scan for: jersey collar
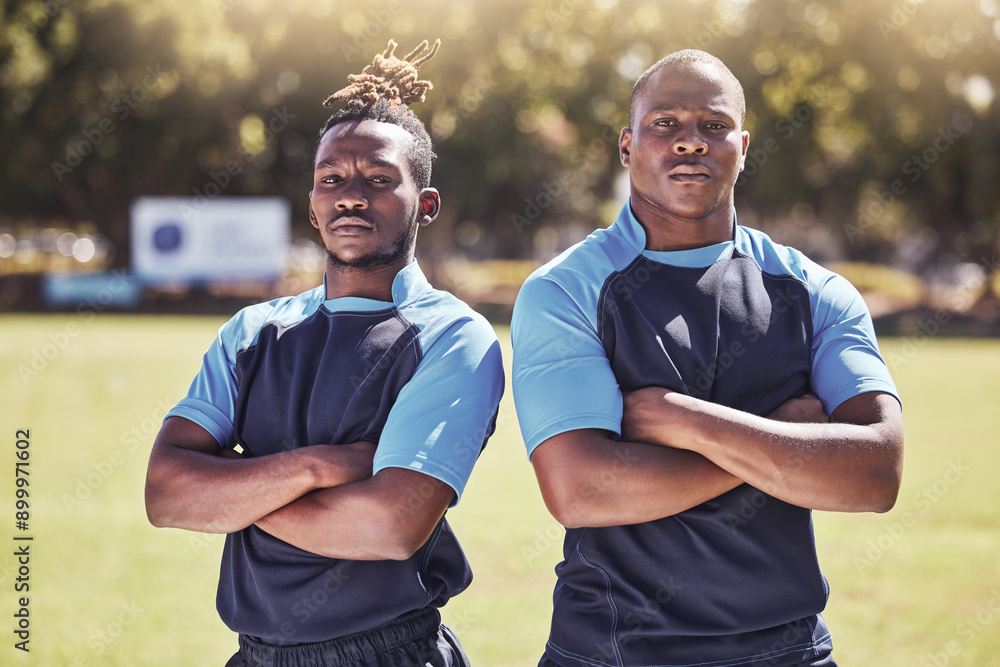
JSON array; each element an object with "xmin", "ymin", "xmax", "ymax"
[{"xmin": 615, "ymin": 200, "xmax": 737, "ymax": 269}]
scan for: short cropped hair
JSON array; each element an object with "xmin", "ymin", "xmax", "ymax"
[{"xmin": 628, "ymin": 49, "xmax": 746, "ymax": 128}]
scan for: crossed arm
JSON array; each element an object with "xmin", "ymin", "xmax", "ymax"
[
  {"xmin": 531, "ymin": 390, "xmax": 903, "ymax": 529},
  {"xmin": 144, "ymin": 416, "xmax": 454, "ymax": 560}
]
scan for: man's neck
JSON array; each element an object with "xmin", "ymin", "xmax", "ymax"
[
  {"xmin": 630, "ymin": 199, "xmax": 736, "ymax": 252},
  {"xmin": 323, "ymin": 259, "xmax": 411, "ymax": 301}
]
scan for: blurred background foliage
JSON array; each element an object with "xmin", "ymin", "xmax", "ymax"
[{"xmin": 1, "ymin": 0, "xmax": 999, "ymax": 311}]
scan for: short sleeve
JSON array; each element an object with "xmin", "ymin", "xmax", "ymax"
[
  {"xmin": 809, "ymin": 273, "xmax": 900, "ymax": 414},
  {"xmin": 165, "ymin": 318, "xmax": 241, "ymax": 448},
  {"xmin": 374, "ymin": 316, "xmax": 504, "ymax": 506},
  {"xmin": 511, "ymin": 272, "xmax": 623, "ymax": 458}
]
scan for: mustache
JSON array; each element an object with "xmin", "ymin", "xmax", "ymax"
[{"xmin": 330, "ymin": 210, "xmax": 376, "ymax": 225}]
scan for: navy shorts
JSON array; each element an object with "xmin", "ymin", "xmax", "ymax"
[
  {"xmin": 538, "ymin": 651, "xmax": 837, "ymax": 667},
  {"xmin": 226, "ymin": 608, "xmax": 470, "ymax": 667}
]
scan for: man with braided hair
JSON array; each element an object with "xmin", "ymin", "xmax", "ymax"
[{"xmin": 146, "ymin": 39, "xmax": 503, "ymax": 666}]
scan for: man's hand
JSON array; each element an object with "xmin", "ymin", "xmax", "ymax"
[
  {"xmin": 621, "ymin": 387, "xmax": 678, "ymax": 446},
  {"xmin": 309, "ymin": 441, "xmax": 377, "ymax": 488}
]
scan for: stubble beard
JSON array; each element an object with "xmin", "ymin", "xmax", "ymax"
[{"xmin": 325, "ymin": 204, "xmax": 419, "ymax": 270}]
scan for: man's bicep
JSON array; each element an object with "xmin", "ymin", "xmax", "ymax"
[
  {"xmin": 511, "ymin": 275, "xmax": 623, "ymax": 455},
  {"xmin": 810, "ymin": 274, "xmax": 900, "ymax": 414},
  {"xmin": 152, "ymin": 416, "xmax": 222, "ymax": 457},
  {"xmin": 831, "ymin": 391, "xmax": 904, "ymax": 443},
  {"xmin": 375, "ymin": 317, "xmax": 504, "ymax": 505}
]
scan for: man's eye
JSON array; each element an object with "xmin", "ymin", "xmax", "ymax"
[{"xmin": 369, "ymin": 176, "xmax": 391, "ymax": 184}]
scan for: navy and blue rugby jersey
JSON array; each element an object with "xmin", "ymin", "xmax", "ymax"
[
  {"xmin": 167, "ymin": 260, "xmax": 504, "ymax": 644},
  {"xmin": 512, "ymin": 204, "xmax": 898, "ymax": 667}
]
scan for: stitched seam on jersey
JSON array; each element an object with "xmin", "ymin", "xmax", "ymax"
[
  {"xmin": 545, "ymin": 641, "xmax": 618, "ymax": 667},
  {"xmin": 732, "ymin": 250, "xmax": 816, "ymax": 365},
  {"xmin": 340, "ymin": 313, "xmax": 420, "ymax": 400},
  {"xmin": 596, "ymin": 255, "xmax": 647, "ymax": 341},
  {"xmin": 391, "ymin": 307, "xmax": 424, "ymax": 364},
  {"xmin": 417, "ymin": 522, "xmax": 443, "ymax": 606},
  {"xmin": 575, "ymin": 542, "xmax": 623, "ymax": 667}
]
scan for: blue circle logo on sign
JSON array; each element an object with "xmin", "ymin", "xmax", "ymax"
[{"xmin": 153, "ymin": 222, "xmax": 183, "ymax": 253}]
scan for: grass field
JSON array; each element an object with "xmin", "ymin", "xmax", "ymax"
[{"xmin": 1, "ymin": 314, "xmax": 999, "ymax": 666}]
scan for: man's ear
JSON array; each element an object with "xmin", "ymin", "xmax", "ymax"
[
  {"xmin": 738, "ymin": 130, "xmax": 750, "ymax": 172},
  {"xmin": 619, "ymin": 127, "xmax": 633, "ymax": 167},
  {"xmin": 307, "ymin": 191, "xmax": 319, "ymax": 230},
  {"xmin": 417, "ymin": 188, "xmax": 440, "ymax": 226}
]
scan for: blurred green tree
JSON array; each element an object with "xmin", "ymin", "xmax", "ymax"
[{"xmin": 1, "ymin": 0, "xmax": 997, "ymax": 291}]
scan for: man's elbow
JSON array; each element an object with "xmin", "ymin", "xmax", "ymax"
[
  {"xmin": 144, "ymin": 478, "xmax": 172, "ymax": 528},
  {"xmin": 867, "ymin": 444, "xmax": 904, "ymax": 514},
  {"xmin": 538, "ymin": 479, "xmax": 601, "ymax": 529},
  {"xmin": 869, "ymin": 466, "xmax": 903, "ymax": 514},
  {"xmin": 358, "ymin": 507, "xmax": 444, "ymax": 561}
]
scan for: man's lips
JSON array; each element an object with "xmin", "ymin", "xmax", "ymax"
[
  {"xmin": 330, "ymin": 215, "xmax": 375, "ymax": 232},
  {"xmin": 668, "ymin": 165, "xmax": 711, "ymax": 182}
]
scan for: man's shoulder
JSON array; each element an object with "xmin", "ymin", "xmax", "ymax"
[
  {"xmin": 399, "ymin": 282, "xmax": 499, "ymax": 349},
  {"xmin": 736, "ymin": 226, "xmax": 839, "ymax": 285},
  {"xmin": 522, "ymin": 228, "xmax": 625, "ymax": 299},
  {"xmin": 736, "ymin": 226, "xmax": 868, "ymax": 318},
  {"xmin": 219, "ymin": 285, "xmax": 325, "ymax": 350}
]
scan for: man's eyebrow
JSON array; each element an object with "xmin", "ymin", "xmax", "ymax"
[
  {"xmin": 314, "ymin": 157, "xmax": 401, "ymax": 170},
  {"xmin": 646, "ymin": 105, "xmax": 737, "ymax": 121}
]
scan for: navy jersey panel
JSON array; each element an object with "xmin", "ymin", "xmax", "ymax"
[
  {"xmin": 512, "ymin": 204, "xmax": 896, "ymax": 667},
  {"xmin": 167, "ymin": 261, "xmax": 504, "ymax": 645}
]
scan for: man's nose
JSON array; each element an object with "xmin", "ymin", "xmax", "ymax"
[
  {"xmin": 673, "ymin": 133, "xmax": 708, "ymax": 155},
  {"xmin": 336, "ymin": 179, "xmax": 368, "ymax": 209}
]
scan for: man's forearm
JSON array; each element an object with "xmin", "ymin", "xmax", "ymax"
[
  {"xmin": 146, "ymin": 447, "xmax": 332, "ymax": 533},
  {"xmin": 145, "ymin": 417, "xmax": 374, "ymax": 533},
  {"xmin": 531, "ymin": 429, "xmax": 744, "ymax": 529},
  {"xmin": 255, "ymin": 467, "xmax": 454, "ymax": 561},
  {"xmin": 625, "ymin": 390, "xmax": 903, "ymax": 513}
]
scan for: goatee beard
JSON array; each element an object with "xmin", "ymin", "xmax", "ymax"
[{"xmin": 326, "ymin": 208, "xmax": 418, "ymax": 270}]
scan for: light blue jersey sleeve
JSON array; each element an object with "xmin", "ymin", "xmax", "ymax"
[
  {"xmin": 166, "ymin": 302, "xmax": 276, "ymax": 448},
  {"xmin": 511, "ymin": 267, "xmax": 623, "ymax": 458},
  {"xmin": 375, "ymin": 315, "xmax": 504, "ymax": 505},
  {"xmin": 808, "ymin": 271, "xmax": 900, "ymax": 415}
]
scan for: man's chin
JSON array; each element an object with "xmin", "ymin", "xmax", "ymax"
[{"xmin": 326, "ymin": 249, "xmax": 405, "ymax": 271}]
